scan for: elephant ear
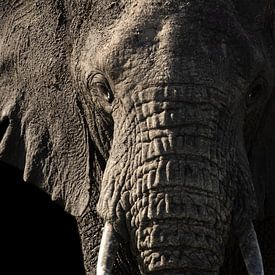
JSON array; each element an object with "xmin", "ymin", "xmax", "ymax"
[
  {"xmin": 247, "ymin": 1, "xmax": 275, "ymax": 219},
  {"xmin": 0, "ymin": 1, "xmax": 91, "ymax": 217},
  {"xmin": 0, "ymin": 87, "xmax": 91, "ymax": 217},
  {"xmin": 250, "ymin": 90, "xmax": 275, "ymax": 219},
  {"xmin": 232, "ymin": 0, "xmax": 275, "ymax": 219}
]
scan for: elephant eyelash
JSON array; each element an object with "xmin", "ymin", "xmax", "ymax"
[{"xmin": 88, "ymin": 73, "xmax": 114, "ymax": 103}]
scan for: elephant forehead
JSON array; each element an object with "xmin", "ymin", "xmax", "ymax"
[{"xmin": 80, "ymin": 0, "xmax": 257, "ymax": 93}]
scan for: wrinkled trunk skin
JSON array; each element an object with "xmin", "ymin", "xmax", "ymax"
[{"xmin": 98, "ymin": 85, "xmax": 237, "ymax": 274}]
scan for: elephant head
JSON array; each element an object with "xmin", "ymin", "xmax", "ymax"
[{"xmin": 0, "ymin": 0, "xmax": 274, "ymax": 274}]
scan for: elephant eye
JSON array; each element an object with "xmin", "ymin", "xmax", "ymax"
[
  {"xmin": 246, "ymin": 77, "xmax": 266, "ymax": 109},
  {"xmin": 88, "ymin": 73, "xmax": 113, "ymax": 103}
]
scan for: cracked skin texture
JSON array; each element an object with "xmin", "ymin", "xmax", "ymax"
[{"xmin": 0, "ymin": 0, "xmax": 274, "ymax": 274}]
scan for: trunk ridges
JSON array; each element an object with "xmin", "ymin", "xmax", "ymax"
[
  {"xmin": 98, "ymin": 86, "xmax": 237, "ymax": 273},
  {"xmin": 125, "ymin": 153, "xmax": 233, "ymax": 273}
]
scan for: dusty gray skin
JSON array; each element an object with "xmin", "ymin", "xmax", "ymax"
[{"xmin": 0, "ymin": 1, "xmax": 274, "ymax": 274}]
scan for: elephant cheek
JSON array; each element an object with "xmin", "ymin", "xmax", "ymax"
[{"xmin": 97, "ymin": 86, "xmax": 238, "ymax": 273}]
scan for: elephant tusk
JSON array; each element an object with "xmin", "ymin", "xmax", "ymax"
[
  {"xmin": 238, "ymin": 221, "xmax": 264, "ymax": 275},
  {"xmin": 97, "ymin": 221, "xmax": 119, "ymax": 275}
]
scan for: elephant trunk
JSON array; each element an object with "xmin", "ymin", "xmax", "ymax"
[{"xmin": 97, "ymin": 85, "xmax": 259, "ymax": 274}]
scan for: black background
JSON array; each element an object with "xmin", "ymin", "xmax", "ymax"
[{"xmin": 1, "ymin": 161, "xmax": 85, "ymax": 275}]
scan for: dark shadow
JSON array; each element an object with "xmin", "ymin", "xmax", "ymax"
[
  {"xmin": 220, "ymin": 219, "xmax": 275, "ymax": 275},
  {"xmin": 0, "ymin": 161, "xmax": 85, "ymax": 275},
  {"xmin": 220, "ymin": 233, "xmax": 247, "ymax": 275},
  {"xmin": 0, "ymin": 116, "xmax": 9, "ymax": 142}
]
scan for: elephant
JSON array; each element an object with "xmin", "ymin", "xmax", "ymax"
[{"xmin": 0, "ymin": 0, "xmax": 274, "ymax": 274}]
